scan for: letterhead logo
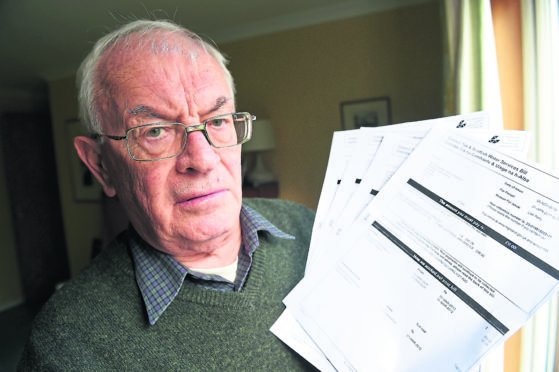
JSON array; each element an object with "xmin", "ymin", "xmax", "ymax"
[{"xmin": 488, "ymin": 135, "xmax": 500, "ymax": 144}]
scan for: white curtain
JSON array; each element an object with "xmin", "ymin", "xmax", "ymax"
[
  {"xmin": 443, "ymin": 0, "xmax": 503, "ymax": 129},
  {"xmin": 519, "ymin": 1, "xmax": 559, "ymax": 371},
  {"xmin": 521, "ymin": 0, "xmax": 559, "ymax": 169}
]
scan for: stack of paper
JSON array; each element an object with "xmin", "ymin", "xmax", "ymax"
[{"xmin": 272, "ymin": 112, "xmax": 559, "ymax": 372}]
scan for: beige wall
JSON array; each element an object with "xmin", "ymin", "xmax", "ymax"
[
  {"xmin": 0, "ymin": 1, "xmax": 443, "ymax": 306},
  {"xmin": 222, "ymin": 2, "xmax": 443, "ymax": 209}
]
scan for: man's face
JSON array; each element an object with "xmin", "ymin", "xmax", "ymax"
[{"xmin": 96, "ymin": 39, "xmax": 243, "ymax": 259}]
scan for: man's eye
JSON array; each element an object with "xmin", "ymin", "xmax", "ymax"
[
  {"xmin": 208, "ymin": 118, "xmax": 225, "ymax": 127},
  {"xmin": 147, "ymin": 127, "xmax": 163, "ymax": 138}
]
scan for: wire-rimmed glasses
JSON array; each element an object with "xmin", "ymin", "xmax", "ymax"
[{"xmin": 95, "ymin": 112, "xmax": 254, "ymax": 161}]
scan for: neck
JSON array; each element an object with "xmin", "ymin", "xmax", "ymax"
[
  {"xmin": 167, "ymin": 224, "xmax": 242, "ymax": 269},
  {"xmin": 177, "ymin": 241, "xmax": 241, "ymax": 269}
]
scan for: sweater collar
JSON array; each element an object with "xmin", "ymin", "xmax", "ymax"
[{"xmin": 130, "ymin": 204, "xmax": 294, "ymax": 325}]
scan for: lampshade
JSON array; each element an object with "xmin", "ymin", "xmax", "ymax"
[
  {"xmin": 242, "ymin": 119, "xmax": 275, "ymax": 152},
  {"xmin": 242, "ymin": 119, "xmax": 276, "ymax": 187}
]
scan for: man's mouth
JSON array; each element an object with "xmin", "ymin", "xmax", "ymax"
[
  {"xmin": 178, "ymin": 189, "xmax": 226, "ymax": 205},
  {"xmin": 186, "ymin": 193, "xmax": 211, "ymax": 202}
]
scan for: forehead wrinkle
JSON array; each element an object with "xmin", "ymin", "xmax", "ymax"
[
  {"xmin": 92, "ymin": 29, "xmax": 236, "ymax": 127},
  {"xmin": 97, "ymin": 39, "xmax": 233, "ymax": 129},
  {"xmin": 96, "ymin": 34, "xmax": 203, "ymax": 97}
]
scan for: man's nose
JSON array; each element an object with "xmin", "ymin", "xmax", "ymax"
[{"xmin": 175, "ymin": 127, "xmax": 219, "ymax": 173}]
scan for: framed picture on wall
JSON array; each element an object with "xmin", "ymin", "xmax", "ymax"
[
  {"xmin": 340, "ymin": 96, "xmax": 392, "ymax": 130},
  {"xmin": 66, "ymin": 119, "xmax": 103, "ymax": 202}
]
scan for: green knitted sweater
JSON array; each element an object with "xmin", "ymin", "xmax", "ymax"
[{"xmin": 18, "ymin": 198, "xmax": 317, "ymax": 371}]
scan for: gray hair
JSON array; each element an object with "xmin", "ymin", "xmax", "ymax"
[{"xmin": 77, "ymin": 19, "xmax": 235, "ymax": 134}]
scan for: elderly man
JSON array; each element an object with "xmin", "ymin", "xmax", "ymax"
[{"xmin": 18, "ymin": 19, "xmax": 316, "ymax": 371}]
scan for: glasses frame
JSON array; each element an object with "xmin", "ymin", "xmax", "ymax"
[{"xmin": 95, "ymin": 112, "xmax": 255, "ymax": 161}]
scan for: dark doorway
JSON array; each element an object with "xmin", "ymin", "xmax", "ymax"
[{"xmin": 1, "ymin": 112, "xmax": 70, "ymax": 307}]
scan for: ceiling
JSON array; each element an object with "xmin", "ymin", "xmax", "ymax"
[{"xmin": 0, "ymin": 0, "xmax": 428, "ymax": 104}]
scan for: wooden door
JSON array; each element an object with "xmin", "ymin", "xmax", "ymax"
[{"xmin": 1, "ymin": 112, "xmax": 70, "ymax": 307}]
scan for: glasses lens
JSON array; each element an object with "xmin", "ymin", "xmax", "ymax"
[
  {"xmin": 205, "ymin": 113, "xmax": 251, "ymax": 148},
  {"xmin": 127, "ymin": 123, "xmax": 186, "ymax": 160}
]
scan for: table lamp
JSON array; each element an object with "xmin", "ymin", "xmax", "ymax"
[{"xmin": 242, "ymin": 119, "xmax": 276, "ymax": 187}]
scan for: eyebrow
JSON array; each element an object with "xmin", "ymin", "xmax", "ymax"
[
  {"xmin": 128, "ymin": 105, "xmax": 167, "ymax": 119},
  {"xmin": 203, "ymin": 96, "xmax": 229, "ymax": 116}
]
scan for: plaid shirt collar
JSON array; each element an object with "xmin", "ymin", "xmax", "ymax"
[{"xmin": 130, "ymin": 204, "xmax": 294, "ymax": 325}]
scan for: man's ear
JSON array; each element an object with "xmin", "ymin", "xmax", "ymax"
[{"xmin": 74, "ymin": 136, "xmax": 117, "ymax": 197}]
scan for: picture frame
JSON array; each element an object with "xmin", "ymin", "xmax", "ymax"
[
  {"xmin": 340, "ymin": 96, "xmax": 392, "ymax": 130},
  {"xmin": 66, "ymin": 119, "xmax": 103, "ymax": 202}
]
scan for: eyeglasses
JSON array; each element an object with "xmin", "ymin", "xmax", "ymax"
[{"xmin": 94, "ymin": 112, "xmax": 254, "ymax": 161}]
